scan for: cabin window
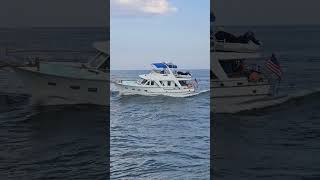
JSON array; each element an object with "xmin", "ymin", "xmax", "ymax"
[
  {"xmin": 48, "ymin": 82, "xmax": 56, "ymax": 86},
  {"xmin": 146, "ymin": 81, "xmax": 150, "ymax": 85},
  {"xmin": 179, "ymin": 81, "xmax": 187, "ymax": 86},
  {"xmin": 151, "ymin": 81, "xmax": 155, "ymax": 86},
  {"xmin": 88, "ymin": 88, "xmax": 98, "ymax": 92},
  {"xmin": 175, "ymin": 83, "xmax": 178, "ymax": 87},
  {"xmin": 89, "ymin": 52, "xmax": 108, "ymax": 69},
  {"xmin": 141, "ymin": 79, "xmax": 147, "ymax": 85},
  {"xmin": 98, "ymin": 60, "xmax": 108, "ymax": 71},
  {"xmin": 211, "ymin": 71, "xmax": 218, "ymax": 79},
  {"xmin": 70, "ymin": 85, "xmax": 80, "ymax": 90},
  {"xmin": 168, "ymin": 81, "xmax": 171, "ymax": 86},
  {"xmin": 220, "ymin": 59, "xmax": 245, "ymax": 77}
]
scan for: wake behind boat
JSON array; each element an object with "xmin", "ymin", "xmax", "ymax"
[{"xmin": 114, "ymin": 62, "xmax": 199, "ymax": 97}]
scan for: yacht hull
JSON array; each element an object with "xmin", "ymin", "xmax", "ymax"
[
  {"xmin": 114, "ymin": 83, "xmax": 195, "ymax": 97},
  {"xmin": 211, "ymin": 83, "xmax": 273, "ymax": 112},
  {"xmin": 14, "ymin": 67, "xmax": 108, "ymax": 106}
]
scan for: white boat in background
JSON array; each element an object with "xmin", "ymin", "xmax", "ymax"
[
  {"xmin": 13, "ymin": 41, "xmax": 109, "ymax": 106},
  {"xmin": 114, "ymin": 62, "xmax": 198, "ymax": 97}
]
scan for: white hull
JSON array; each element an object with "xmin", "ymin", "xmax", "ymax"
[
  {"xmin": 14, "ymin": 67, "xmax": 108, "ymax": 106},
  {"xmin": 211, "ymin": 79, "xmax": 274, "ymax": 112},
  {"xmin": 114, "ymin": 83, "xmax": 195, "ymax": 97},
  {"xmin": 212, "ymin": 83, "xmax": 271, "ymax": 98}
]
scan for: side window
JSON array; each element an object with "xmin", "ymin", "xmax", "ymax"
[
  {"xmin": 168, "ymin": 81, "xmax": 171, "ymax": 86},
  {"xmin": 151, "ymin": 81, "xmax": 154, "ymax": 86},
  {"xmin": 146, "ymin": 81, "xmax": 150, "ymax": 85},
  {"xmin": 70, "ymin": 85, "xmax": 80, "ymax": 90},
  {"xmin": 141, "ymin": 79, "xmax": 147, "ymax": 84},
  {"xmin": 160, "ymin": 81, "xmax": 164, "ymax": 86},
  {"xmin": 48, "ymin": 82, "xmax": 56, "ymax": 86},
  {"xmin": 88, "ymin": 88, "xmax": 98, "ymax": 92}
]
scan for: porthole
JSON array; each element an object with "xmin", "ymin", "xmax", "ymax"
[
  {"xmin": 48, "ymin": 82, "xmax": 56, "ymax": 86},
  {"xmin": 88, "ymin": 88, "xmax": 97, "ymax": 92},
  {"xmin": 70, "ymin": 85, "xmax": 80, "ymax": 90}
]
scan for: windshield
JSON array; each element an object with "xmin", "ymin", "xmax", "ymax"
[{"xmin": 89, "ymin": 52, "xmax": 108, "ymax": 68}]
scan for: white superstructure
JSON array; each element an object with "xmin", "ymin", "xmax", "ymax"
[{"xmin": 114, "ymin": 62, "xmax": 198, "ymax": 97}]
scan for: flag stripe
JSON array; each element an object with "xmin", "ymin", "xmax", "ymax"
[
  {"xmin": 267, "ymin": 64, "xmax": 282, "ymax": 76},
  {"xmin": 266, "ymin": 59, "xmax": 282, "ymax": 78},
  {"xmin": 267, "ymin": 63, "xmax": 281, "ymax": 74}
]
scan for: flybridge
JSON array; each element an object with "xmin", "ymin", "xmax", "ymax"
[{"xmin": 152, "ymin": 62, "xmax": 177, "ymax": 69}]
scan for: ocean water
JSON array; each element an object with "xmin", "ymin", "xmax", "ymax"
[
  {"xmin": 213, "ymin": 25, "xmax": 320, "ymax": 179},
  {"xmin": 0, "ymin": 28, "xmax": 110, "ymax": 179},
  {"xmin": 110, "ymin": 70, "xmax": 210, "ymax": 179}
]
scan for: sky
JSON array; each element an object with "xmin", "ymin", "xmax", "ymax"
[
  {"xmin": 214, "ymin": 0, "xmax": 320, "ymax": 26},
  {"xmin": 1, "ymin": 0, "xmax": 320, "ymax": 27},
  {"xmin": 0, "ymin": 0, "xmax": 108, "ymax": 27},
  {"xmin": 110, "ymin": 0, "xmax": 210, "ymax": 70}
]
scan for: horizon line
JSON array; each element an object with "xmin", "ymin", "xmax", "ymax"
[
  {"xmin": 214, "ymin": 23, "xmax": 320, "ymax": 27},
  {"xmin": 110, "ymin": 68, "xmax": 210, "ymax": 71}
]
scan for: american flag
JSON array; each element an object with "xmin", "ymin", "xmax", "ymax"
[
  {"xmin": 192, "ymin": 79, "xmax": 199, "ymax": 89},
  {"xmin": 266, "ymin": 54, "xmax": 282, "ymax": 79}
]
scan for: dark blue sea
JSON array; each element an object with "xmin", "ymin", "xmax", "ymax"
[
  {"xmin": 110, "ymin": 70, "xmax": 210, "ymax": 179},
  {"xmin": 0, "ymin": 28, "xmax": 110, "ymax": 179},
  {"xmin": 213, "ymin": 25, "xmax": 320, "ymax": 179}
]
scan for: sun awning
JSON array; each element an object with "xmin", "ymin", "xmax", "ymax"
[{"xmin": 152, "ymin": 63, "xmax": 177, "ymax": 69}]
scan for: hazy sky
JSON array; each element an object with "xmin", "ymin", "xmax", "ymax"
[
  {"xmin": 214, "ymin": 0, "xmax": 320, "ymax": 26},
  {"xmin": 1, "ymin": 0, "xmax": 108, "ymax": 27},
  {"xmin": 111, "ymin": 0, "xmax": 210, "ymax": 70}
]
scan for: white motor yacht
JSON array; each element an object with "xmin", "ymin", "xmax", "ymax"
[
  {"xmin": 114, "ymin": 62, "xmax": 198, "ymax": 97},
  {"xmin": 210, "ymin": 2, "xmax": 285, "ymax": 113},
  {"xmin": 211, "ymin": 50, "xmax": 287, "ymax": 113},
  {"xmin": 13, "ymin": 41, "xmax": 109, "ymax": 106}
]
